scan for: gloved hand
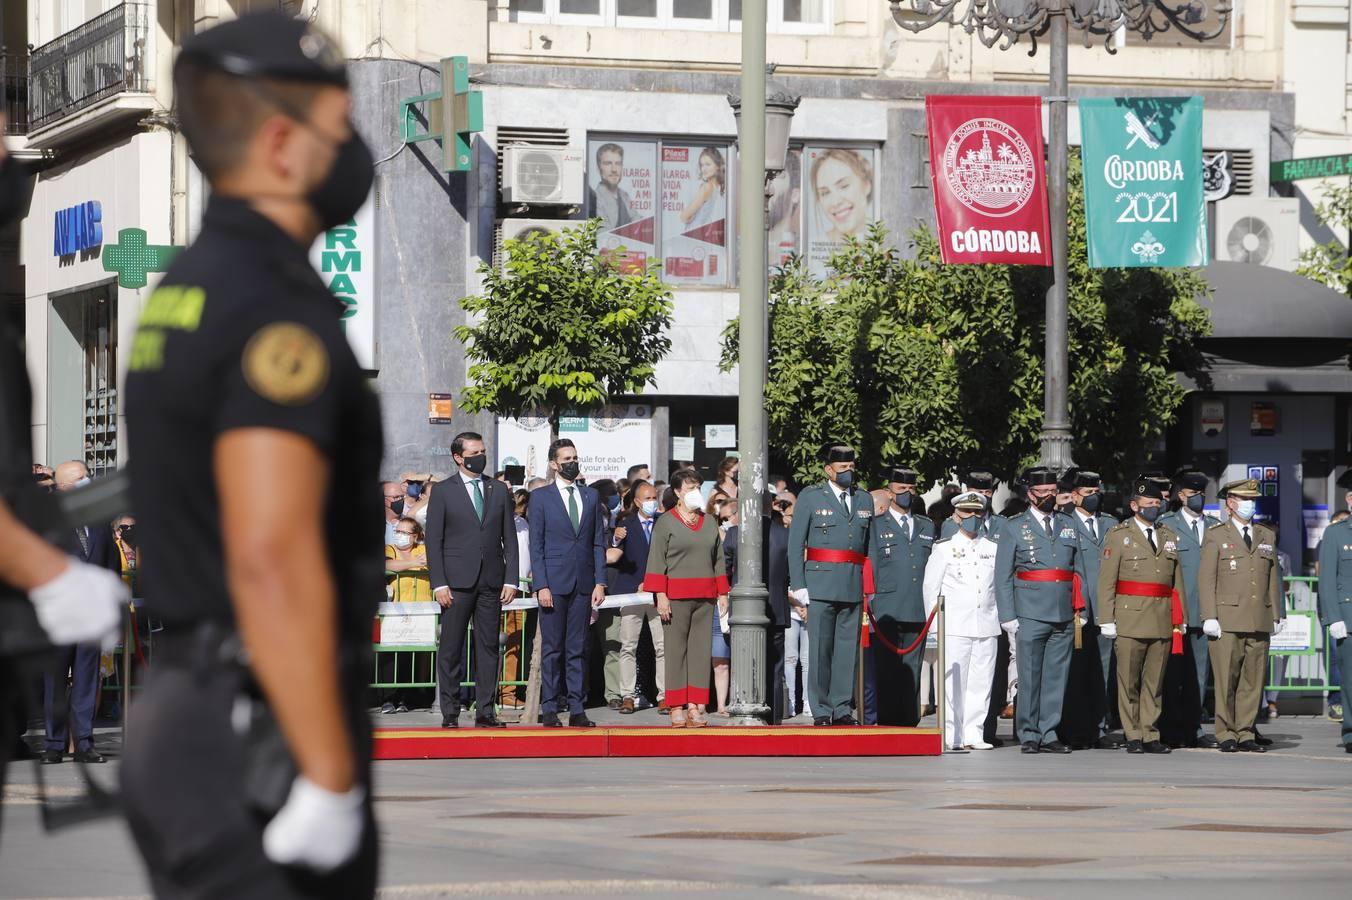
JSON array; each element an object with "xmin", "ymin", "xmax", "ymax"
[
  {"xmin": 1330, "ymin": 621, "xmax": 1349, "ymax": 641},
  {"xmin": 1203, "ymin": 618, "xmax": 1222, "ymax": 639},
  {"xmin": 263, "ymin": 776, "xmax": 365, "ymax": 873},
  {"xmin": 28, "ymin": 559, "xmax": 128, "ymax": 648},
  {"xmin": 1273, "ymin": 619, "xmax": 1285, "ymax": 633},
  {"xmin": 791, "ymin": 588, "xmax": 810, "ymax": 605},
  {"xmin": 1099, "ymin": 623, "xmax": 1117, "ymax": 639},
  {"xmin": 1001, "ymin": 619, "xmax": 1020, "ymax": 637}
]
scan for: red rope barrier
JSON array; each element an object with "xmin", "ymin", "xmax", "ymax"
[{"xmin": 865, "ymin": 602, "xmax": 940, "ymax": 657}]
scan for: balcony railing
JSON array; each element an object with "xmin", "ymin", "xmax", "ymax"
[
  {"xmin": 0, "ymin": 50, "xmax": 28, "ymax": 134},
  {"xmin": 28, "ymin": 2, "xmax": 152, "ymax": 131}
]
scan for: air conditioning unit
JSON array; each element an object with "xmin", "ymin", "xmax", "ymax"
[
  {"xmin": 1213, "ymin": 197, "xmax": 1300, "ymax": 271},
  {"xmin": 501, "ymin": 146, "xmax": 584, "ymax": 205},
  {"xmin": 497, "ymin": 218, "xmax": 581, "ymax": 269}
]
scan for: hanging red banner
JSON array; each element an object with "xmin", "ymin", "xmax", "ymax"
[{"xmin": 925, "ymin": 95, "xmax": 1052, "ymax": 266}]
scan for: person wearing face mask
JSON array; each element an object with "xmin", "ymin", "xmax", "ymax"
[
  {"xmin": 940, "ymin": 469, "xmax": 1004, "ymax": 540},
  {"xmin": 1316, "ymin": 471, "xmax": 1352, "ymax": 755},
  {"xmin": 994, "ymin": 467, "xmax": 1088, "ymax": 754},
  {"xmin": 1158, "ymin": 469, "xmax": 1223, "ymax": 749},
  {"xmin": 1199, "ymin": 479, "xmax": 1284, "ymax": 753},
  {"xmin": 863, "ymin": 467, "xmax": 935, "ymax": 727},
  {"xmin": 382, "ymin": 482, "xmax": 406, "ymax": 547},
  {"xmin": 613, "ymin": 482, "xmax": 666, "ymax": 714},
  {"xmin": 1096, "ymin": 478, "xmax": 1187, "ymax": 754},
  {"xmin": 380, "ymin": 518, "xmax": 432, "ymax": 714},
  {"xmin": 923, "ymin": 492, "xmax": 1001, "ymax": 749},
  {"xmin": 715, "ymin": 457, "xmax": 740, "ymax": 501},
  {"xmin": 1059, "ymin": 469, "xmax": 1122, "ymax": 750},
  {"xmin": 119, "ymin": 14, "xmax": 383, "ymax": 895},
  {"xmin": 787, "ymin": 444, "xmax": 874, "ymax": 726}
]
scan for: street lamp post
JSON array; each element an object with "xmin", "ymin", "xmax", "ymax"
[
  {"xmin": 888, "ymin": 0, "xmax": 1233, "ymax": 469},
  {"xmin": 725, "ymin": 10, "xmax": 800, "ymax": 725}
]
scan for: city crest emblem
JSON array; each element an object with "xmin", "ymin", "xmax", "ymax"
[{"xmin": 942, "ymin": 117, "xmax": 1037, "ymax": 218}]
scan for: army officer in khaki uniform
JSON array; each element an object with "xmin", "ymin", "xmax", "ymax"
[
  {"xmin": 1199, "ymin": 479, "xmax": 1285, "ymax": 753},
  {"xmin": 1097, "ymin": 478, "xmax": 1187, "ymax": 754}
]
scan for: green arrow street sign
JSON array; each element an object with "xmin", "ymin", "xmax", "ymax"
[
  {"xmin": 398, "ymin": 56, "xmax": 483, "ymax": 172},
  {"xmin": 102, "ymin": 228, "xmax": 180, "ymax": 289},
  {"xmin": 1270, "ymin": 153, "xmax": 1352, "ymax": 184}
]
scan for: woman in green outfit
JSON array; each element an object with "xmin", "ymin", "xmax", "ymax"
[{"xmin": 644, "ymin": 468, "xmax": 730, "ymax": 728}]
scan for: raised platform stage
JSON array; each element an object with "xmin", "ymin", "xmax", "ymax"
[{"xmin": 373, "ymin": 725, "xmax": 943, "ymax": 760}]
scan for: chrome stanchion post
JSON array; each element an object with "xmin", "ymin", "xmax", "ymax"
[{"xmin": 935, "ymin": 594, "xmax": 946, "ymax": 752}]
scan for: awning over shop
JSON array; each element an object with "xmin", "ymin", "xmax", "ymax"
[{"xmin": 1198, "ymin": 261, "xmax": 1352, "ymax": 339}]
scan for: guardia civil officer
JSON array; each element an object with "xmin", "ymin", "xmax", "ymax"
[
  {"xmin": 1060, "ymin": 469, "xmax": 1120, "ymax": 749},
  {"xmin": 1198, "ymin": 479, "xmax": 1284, "ymax": 753},
  {"xmin": 120, "ymin": 13, "xmax": 380, "ymax": 896},
  {"xmin": 1317, "ymin": 470, "xmax": 1352, "ymax": 753},
  {"xmin": 1097, "ymin": 478, "xmax": 1187, "ymax": 754},
  {"xmin": 1158, "ymin": 468, "xmax": 1222, "ymax": 748},
  {"xmin": 994, "ymin": 467, "xmax": 1087, "ymax": 754},
  {"xmin": 788, "ymin": 444, "xmax": 873, "ymax": 726},
  {"xmin": 864, "ymin": 467, "xmax": 934, "ymax": 726}
]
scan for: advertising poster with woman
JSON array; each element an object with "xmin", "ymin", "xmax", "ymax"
[
  {"xmin": 661, "ymin": 144, "xmax": 730, "ymax": 286},
  {"xmin": 588, "ymin": 138, "xmax": 657, "ymax": 272},
  {"xmin": 805, "ymin": 146, "xmax": 877, "ymax": 278},
  {"xmin": 767, "ymin": 148, "xmax": 802, "ymax": 271}
]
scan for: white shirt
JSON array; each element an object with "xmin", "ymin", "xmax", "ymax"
[
  {"xmin": 832, "ymin": 484, "xmax": 851, "ymax": 511},
  {"xmin": 556, "ymin": 476, "xmax": 579, "ymax": 503},
  {"xmin": 1074, "ymin": 508, "xmax": 1098, "ymax": 539},
  {"xmin": 1133, "ymin": 516, "xmax": 1158, "ymax": 545},
  {"xmin": 889, "ymin": 508, "xmax": 911, "ymax": 540},
  {"xmin": 923, "ymin": 534, "xmax": 1000, "ymax": 638},
  {"xmin": 1231, "ymin": 518, "xmax": 1254, "ymax": 544}
]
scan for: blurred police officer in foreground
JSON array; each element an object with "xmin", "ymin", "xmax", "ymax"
[
  {"xmin": 119, "ymin": 12, "xmax": 381, "ymax": 896},
  {"xmin": 1317, "ymin": 471, "xmax": 1352, "ymax": 754}
]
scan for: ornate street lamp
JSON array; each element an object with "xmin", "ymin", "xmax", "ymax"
[{"xmin": 888, "ymin": 0, "xmax": 1233, "ymax": 468}]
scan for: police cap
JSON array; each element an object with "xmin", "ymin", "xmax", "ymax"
[
  {"xmin": 176, "ymin": 11, "xmax": 348, "ymax": 88},
  {"xmin": 888, "ymin": 467, "xmax": 919, "ymax": 486},
  {"xmin": 1073, "ymin": 469, "xmax": 1102, "ymax": 489},
  {"xmin": 1141, "ymin": 470, "xmax": 1172, "ymax": 494},
  {"xmin": 1132, "ymin": 476, "xmax": 1163, "ymax": 500},
  {"xmin": 1220, "ymin": 478, "xmax": 1261, "ymax": 499},
  {"xmin": 821, "ymin": 443, "xmax": 856, "ymax": 464},
  {"xmin": 1056, "ymin": 468, "xmax": 1079, "ymax": 493},
  {"xmin": 1021, "ymin": 466, "xmax": 1058, "ymax": 487},
  {"xmin": 953, "ymin": 491, "xmax": 987, "ymax": 512},
  {"xmin": 965, "ymin": 469, "xmax": 998, "ymax": 491},
  {"xmin": 1172, "ymin": 468, "xmax": 1208, "ymax": 493}
]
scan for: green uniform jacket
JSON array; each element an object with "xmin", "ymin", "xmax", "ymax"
[
  {"xmin": 939, "ymin": 512, "xmax": 1003, "ymax": 540},
  {"xmin": 994, "ymin": 509, "xmax": 1087, "ymax": 625},
  {"xmin": 866, "ymin": 511, "xmax": 934, "ymax": 622},
  {"xmin": 1317, "ymin": 517, "xmax": 1352, "ymax": 629},
  {"xmin": 1198, "ymin": 521, "xmax": 1285, "ymax": 633},
  {"xmin": 787, "ymin": 482, "xmax": 873, "ymax": 604},
  {"xmin": 1157, "ymin": 510, "xmax": 1222, "ymax": 627},
  {"xmin": 1097, "ymin": 520, "xmax": 1186, "ymax": 640},
  {"xmin": 1069, "ymin": 511, "xmax": 1118, "ymax": 620}
]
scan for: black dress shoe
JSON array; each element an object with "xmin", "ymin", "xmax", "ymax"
[
  {"xmin": 1040, "ymin": 741, "xmax": 1072, "ymax": 754},
  {"xmin": 73, "ymin": 749, "xmax": 105, "ymax": 764},
  {"xmin": 1196, "ymin": 734, "xmax": 1219, "ymax": 749},
  {"xmin": 1253, "ymin": 729, "xmax": 1274, "ymax": 747},
  {"xmin": 475, "ymin": 715, "xmax": 506, "ymax": 728},
  {"xmin": 541, "ymin": 712, "xmax": 562, "ymax": 727},
  {"xmin": 1344, "ymin": 743, "xmax": 1351, "ymax": 754},
  {"xmin": 833, "ymin": 715, "xmax": 859, "ymax": 726},
  {"xmin": 569, "ymin": 713, "xmax": 596, "ymax": 728},
  {"xmin": 441, "ymin": 718, "xmax": 459, "ymax": 729},
  {"xmin": 1143, "ymin": 741, "xmax": 1171, "ymax": 754},
  {"xmin": 1096, "ymin": 734, "xmax": 1124, "ymax": 750},
  {"xmin": 1021, "ymin": 741, "xmax": 1040, "ymax": 754},
  {"xmin": 1218, "ymin": 739, "xmax": 1239, "ymax": 753},
  {"xmin": 1237, "ymin": 739, "xmax": 1266, "ymax": 753},
  {"xmin": 39, "ymin": 749, "xmax": 62, "ymax": 765},
  {"xmin": 813, "ymin": 716, "xmax": 832, "ymax": 727},
  {"xmin": 1125, "ymin": 740, "xmax": 1144, "ymax": 754}
]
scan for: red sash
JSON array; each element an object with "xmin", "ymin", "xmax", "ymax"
[
  {"xmin": 1115, "ymin": 579, "xmax": 1186, "ymax": 655},
  {"xmin": 1015, "ymin": 568, "xmax": 1086, "ymax": 613}
]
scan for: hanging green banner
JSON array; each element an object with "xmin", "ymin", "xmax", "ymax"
[{"xmin": 1080, "ymin": 97, "xmax": 1208, "ymax": 268}]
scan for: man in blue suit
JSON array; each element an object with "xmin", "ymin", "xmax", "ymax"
[
  {"xmin": 529, "ymin": 439, "xmax": 607, "ymax": 727},
  {"xmin": 42, "ymin": 460, "xmax": 121, "ymax": 765}
]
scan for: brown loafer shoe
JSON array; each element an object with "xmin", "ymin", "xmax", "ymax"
[
  {"xmin": 620, "ymin": 697, "xmax": 636, "ymax": 714},
  {"xmin": 1000, "ymin": 703, "xmax": 1015, "ymax": 719}
]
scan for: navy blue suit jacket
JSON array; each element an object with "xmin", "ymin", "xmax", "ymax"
[
  {"xmin": 528, "ymin": 481, "xmax": 607, "ymax": 595},
  {"xmin": 609, "ymin": 512, "xmax": 654, "ymax": 594}
]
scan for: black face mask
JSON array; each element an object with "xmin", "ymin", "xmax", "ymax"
[
  {"xmin": 559, "ymin": 461, "xmax": 581, "ymax": 481},
  {"xmin": 389, "ymin": 498, "xmax": 404, "ymax": 516},
  {"xmin": 1081, "ymin": 493, "xmax": 1102, "ymax": 514},
  {"xmin": 1057, "ymin": 502, "xmax": 1075, "ymax": 515},
  {"xmin": 1034, "ymin": 495, "xmax": 1057, "ymax": 514},
  {"xmin": 463, "ymin": 454, "xmax": 488, "ymax": 475},
  {"xmin": 308, "ymin": 126, "xmax": 375, "ymax": 232},
  {"xmin": 1138, "ymin": 505, "xmax": 1162, "ymax": 524},
  {"xmin": 894, "ymin": 491, "xmax": 913, "ymax": 510},
  {"xmin": 1185, "ymin": 493, "xmax": 1205, "ymax": 514},
  {"xmin": 835, "ymin": 470, "xmax": 855, "ymax": 490},
  {"xmin": 118, "ymin": 526, "xmax": 137, "ymax": 548}
]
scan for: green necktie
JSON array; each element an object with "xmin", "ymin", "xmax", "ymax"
[
  {"xmin": 567, "ymin": 485, "xmax": 580, "ymax": 533},
  {"xmin": 471, "ymin": 478, "xmax": 484, "ymax": 521}
]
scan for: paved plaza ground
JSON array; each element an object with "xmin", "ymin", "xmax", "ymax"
[{"xmin": 1, "ymin": 713, "xmax": 1349, "ymax": 899}]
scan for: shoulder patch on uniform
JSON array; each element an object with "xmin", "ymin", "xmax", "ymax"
[{"xmin": 242, "ymin": 322, "xmax": 330, "ymax": 406}]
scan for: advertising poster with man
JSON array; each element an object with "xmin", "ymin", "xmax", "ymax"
[
  {"xmin": 660, "ymin": 144, "xmax": 730, "ymax": 286},
  {"xmin": 805, "ymin": 146, "xmax": 877, "ymax": 278},
  {"xmin": 588, "ymin": 138, "xmax": 657, "ymax": 271}
]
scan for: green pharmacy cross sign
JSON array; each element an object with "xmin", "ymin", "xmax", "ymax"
[
  {"xmin": 398, "ymin": 56, "xmax": 483, "ymax": 172},
  {"xmin": 102, "ymin": 228, "xmax": 179, "ymax": 289},
  {"xmin": 1270, "ymin": 154, "xmax": 1352, "ymax": 184}
]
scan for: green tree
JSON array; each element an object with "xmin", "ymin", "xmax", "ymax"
[
  {"xmin": 1296, "ymin": 183, "xmax": 1352, "ymax": 295},
  {"xmin": 457, "ymin": 219, "xmax": 674, "ymax": 435},
  {"xmin": 722, "ymin": 154, "xmax": 1211, "ymax": 489}
]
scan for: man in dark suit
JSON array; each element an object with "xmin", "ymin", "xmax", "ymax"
[
  {"xmin": 529, "ymin": 439, "xmax": 607, "ymax": 727},
  {"xmin": 426, "ymin": 432, "xmax": 519, "ymax": 728},
  {"xmin": 42, "ymin": 460, "xmax": 120, "ymax": 765},
  {"xmin": 724, "ymin": 499, "xmax": 791, "ymax": 724}
]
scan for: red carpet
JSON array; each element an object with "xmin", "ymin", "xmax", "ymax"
[{"xmin": 373, "ymin": 725, "xmax": 942, "ymax": 760}]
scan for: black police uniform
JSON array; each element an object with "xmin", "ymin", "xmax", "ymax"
[{"xmin": 119, "ymin": 14, "xmax": 382, "ymax": 898}]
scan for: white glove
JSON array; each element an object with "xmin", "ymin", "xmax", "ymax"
[
  {"xmin": 791, "ymin": 588, "xmax": 810, "ymax": 604},
  {"xmin": 1203, "ymin": 618, "xmax": 1222, "ymax": 639},
  {"xmin": 263, "ymin": 775, "xmax": 366, "ymax": 873},
  {"xmin": 28, "ymin": 559, "xmax": 127, "ymax": 648},
  {"xmin": 1076, "ymin": 614, "xmax": 1086, "ymax": 627},
  {"xmin": 1330, "ymin": 621, "xmax": 1349, "ymax": 641},
  {"xmin": 1273, "ymin": 619, "xmax": 1285, "ymax": 633},
  {"xmin": 1099, "ymin": 623, "xmax": 1117, "ymax": 639},
  {"xmin": 1001, "ymin": 619, "xmax": 1020, "ymax": 637}
]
